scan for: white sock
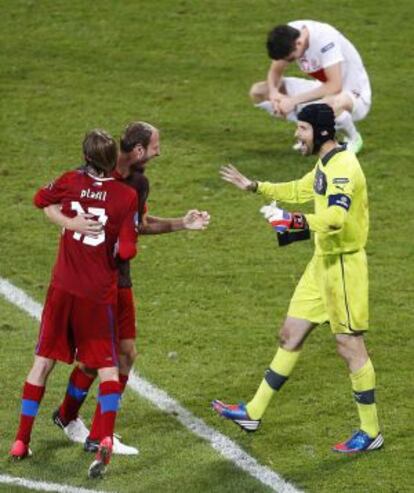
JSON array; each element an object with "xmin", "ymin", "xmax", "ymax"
[
  {"xmin": 254, "ymin": 100, "xmax": 275, "ymax": 116},
  {"xmin": 335, "ymin": 111, "xmax": 359, "ymax": 140},
  {"xmin": 254, "ymin": 101, "xmax": 298, "ymax": 124}
]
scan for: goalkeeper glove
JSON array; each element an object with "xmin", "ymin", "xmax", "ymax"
[
  {"xmin": 260, "ymin": 201, "xmax": 307, "ymax": 233},
  {"xmin": 260, "ymin": 201, "xmax": 310, "ymax": 246}
]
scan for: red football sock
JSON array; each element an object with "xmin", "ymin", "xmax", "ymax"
[
  {"xmin": 15, "ymin": 382, "xmax": 45, "ymax": 444},
  {"xmin": 119, "ymin": 373, "xmax": 129, "ymax": 393},
  {"xmin": 59, "ymin": 367, "xmax": 95, "ymax": 424},
  {"xmin": 89, "ymin": 374, "xmax": 128, "ymax": 441},
  {"xmin": 88, "ymin": 401, "xmax": 102, "ymax": 441},
  {"xmin": 97, "ymin": 381, "xmax": 121, "ymax": 440}
]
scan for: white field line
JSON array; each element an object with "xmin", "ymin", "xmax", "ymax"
[
  {"xmin": 0, "ymin": 474, "xmax": 110, "ymax": 493},
  {"xmin": 0, "ymin": 277, "xmax": 303, "ymax": 493}
]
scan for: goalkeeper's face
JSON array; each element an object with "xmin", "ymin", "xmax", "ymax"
[{"xmin": 295, "ymin": 121, "xmax": 314, "ymax": 156}]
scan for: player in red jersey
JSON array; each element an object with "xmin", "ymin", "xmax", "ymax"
[
  {"xmin": 44, "ymin": 122, "xmax": 210, "ymax": 455},
  {"xmin": 10, "ymin": 129, "xmax": 138, "ymax": 479}
]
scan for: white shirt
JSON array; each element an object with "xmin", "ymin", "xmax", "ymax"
[{"xmin": 288, "ymin": 20, "xmax": 371, "ymax": 102}]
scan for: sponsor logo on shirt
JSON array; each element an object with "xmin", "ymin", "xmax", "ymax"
[
  {"xmin": 321, "ymin": 42, "xmax": 335, "ymax": 53},
  {"xmin": 333, "ymin": 177, "xmax": 350, "ymax": 184}
]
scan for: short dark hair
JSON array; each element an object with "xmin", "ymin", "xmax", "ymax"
[
  {"xmin": 82, "ymin": 129, "xmax": 118, "ymax": 175},
  {"xmin": 120, "ymin": 122, "xmax": 155, "ymax": 153},
  {"xmin": 267, "ymin": 25, "xmax": 300, "ymax": 60}
]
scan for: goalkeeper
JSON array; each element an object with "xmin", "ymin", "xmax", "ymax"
[{"xmin": 213, "ymin": 103, "xmax": 383, "ymax": 453}]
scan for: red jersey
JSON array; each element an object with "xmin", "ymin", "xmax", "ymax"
[{"xmin": 34, "ymin": 168, "xmax": 138, "ymax": 303}]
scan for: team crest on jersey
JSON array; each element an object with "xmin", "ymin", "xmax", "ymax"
[{"xmin": 314, "ymin": 167, "xmax": 327, "ymax": 195}]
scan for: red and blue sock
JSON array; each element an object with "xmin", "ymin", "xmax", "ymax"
[
  {"xmin": 15, "ymin": 382, "xmax": 45, "ymax": 444},
  {"xmin": 58, "ymin": 367, "xmax": 95, "ymax": 425}
]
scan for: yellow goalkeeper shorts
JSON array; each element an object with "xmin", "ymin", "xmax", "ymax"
[{"xmin": 288, "ymin": 249, "xmax": 369, "ymax": 333}]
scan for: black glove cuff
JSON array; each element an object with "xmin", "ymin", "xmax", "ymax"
[{"xmin": 277, "ymin": 228, "xmax": 311, "ymax": 247}]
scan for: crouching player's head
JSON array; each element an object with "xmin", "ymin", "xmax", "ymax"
[
  {"xmin": 83, "ymin": 129, "xmax": 118, "ymax": 176},
  {"xmin": 295, "ymin": 103, "xmax": 336, "ymax": 156}
]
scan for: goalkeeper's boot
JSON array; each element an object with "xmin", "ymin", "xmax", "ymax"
[
  {"xmin": 332, "ymin": 430, "xmax": 384, "ymax": 453},
  {"xmin": 211, "ymin": 400, "xmax": 261, "ymax": 432},
  {"xmin": 85, "ymin": 435, "xmax": 139, "ymax": 455},
  {"xmin": 9, "ymin": 440, "xmax": 32, "ymax": 460},
  {"xmin": 52, "ymin": 409, "xmax": 89, "ymax": 444},
  {"xmin": 344, "ymin": 132, "xmax": 363, "ymax": 154},
  {"xmin": 88, "ymin": 436, "xmax": 113, "ymax": 479}
]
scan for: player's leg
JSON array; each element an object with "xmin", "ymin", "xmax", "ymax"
[
  {"xmin": 53, "ymin": 363, "xmax": 96, "ymax": 443},
  {"xmin": 249, "ymin": 80, "xmax": 270, "ymax": 104},
  {"xmin": 323, "ymin": 90, "xmax": 370, "ymax": 154},
  {"xmin": 212, "ymin": 256, "xmax": 326, "ymax": 431},
  {"xmin": 72, "ymin": 297, "xmax": 122, "ymax": 477},
  {"xmin": 244, "ymin": 316, "xmax": 316, "ymax": 419},
  {"xmin": 333, "ymin": 334, "xmax": 382, "ymax": 452},
  {"xmin": 320, "ymin": 251, "xmax": 382, "ymax": 452},
  {"xmin": 10, "ymin": 356, "xmax": 55, "ymax": 459},
  {"xmin": 86, "ymin": 339, "xmax": 137, "ymax": 454},
  {"xmin": 11, "ymin": 286, "xmax": 73, "ymax": 458},
  {"xmin": 88, "ymin": 366, "xmax": 121, "ymax": 479},
  {"xmin": 86, "ymin": 287, "xmax": 138, "ymax": 455}
]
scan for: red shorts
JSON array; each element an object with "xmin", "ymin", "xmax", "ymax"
[
  {"xmin": 36, "ymin": 285, "xmax": 119, "ymax": 369},
  {"xmin": 117, "ymin": 287, "xmax": 137, "ymax": 340}
]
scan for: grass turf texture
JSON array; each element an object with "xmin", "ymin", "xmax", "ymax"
[{"xmin": 0, "ymin": 0, "xmax": 413, "ymax": 492}]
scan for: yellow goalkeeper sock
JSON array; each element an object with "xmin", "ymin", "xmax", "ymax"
[
  {"xmin": 246, "ymin": 347, "xmax": 300, "ymax": 420},
  {"xmin": 350, "ymin": 358, "xmax": 380, "ymax": 438}
]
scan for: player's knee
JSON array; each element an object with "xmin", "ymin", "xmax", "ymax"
[
  {"xmin": 336, "ymin": 337, "xmax": 354, "ymax": 362},
  {"xmin": 29, "ymin": 356, "xmax": 55, "ymax": 383},
  {"xmin": 278, "ymin": 324, "xmax": 302, "ymax": 351},
  {"xmin": 249, "ymin": 82, "xmax": 267, "ymax": 103}
]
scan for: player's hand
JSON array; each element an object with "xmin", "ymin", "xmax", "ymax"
[
  {"xmin": 183, "ymin": 210, "xmax": 210, "ymax": 230},
  {"xmin": 270, "ymin": 91, "xmax": 284, "ymax": 115},
  {"xmin": 66, "ymin": 213, "xmax": 103, "ymax": 238},
  {"xmin": 260, "ymin": 202, "xmax": 307, "ymax": 233},
  {"xmin": 220, "ymin": 164, "xmax": 257, "ymax": 191},
  {"xmin": 275, "ymin": 95, "xmax": 296, "ymax": 116}
]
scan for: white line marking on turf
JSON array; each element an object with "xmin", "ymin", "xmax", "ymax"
[
  {"xmin": 0, "ymin": 474, "xmax": 110, "ymax": 493},
  {"xmin": 0, "ymin": 277, "xmax": 303, "ymax": 493}
]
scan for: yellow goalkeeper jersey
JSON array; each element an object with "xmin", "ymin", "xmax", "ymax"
[{"xmin": 257, "ymin": 147, "xmax": 369, "ymax": 256}]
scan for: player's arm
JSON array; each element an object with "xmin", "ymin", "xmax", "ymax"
[
  {"xmin": 292, "ymin": 63, "xmax": 343, "ymax": 106},
  {"xmin": 117, "ymin": 197, "xmax": 138, "ymax": 260},
  {"xmin": 267, "ymin": 60, "xmax": 290, "ymax": 107},
  {"xmin": 33, "ymin": 173, "xmax": 70, "ymax": 209},
  {"xmin": 220, "ymin": 164, "xmax": 315, "ymax": 204},
  {"xmin": 264, "ymin": 171, "xmax": 354, "ymax": 236},
  {"xmin": 305, "ymin": 169, "xmax": 354, "ymax": 233},
  {"xmin": 43, "ymin": 204, "xmax": 103, "ymax": 237},
  {"xmin": 305, "ymin": 204, "xmax": 348, "ymax": 233},
  {"xmin": 139, "ymin": 210, "xmax": 210, "ymax": 234},
  {"xmin": 277, "ymin": 63, "xmax": 343, "ymax": 117}
]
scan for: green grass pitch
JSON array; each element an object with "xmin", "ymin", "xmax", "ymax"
[{"xmin": 0, "ymin": 1, "xmax": 413, "ymax": 492}]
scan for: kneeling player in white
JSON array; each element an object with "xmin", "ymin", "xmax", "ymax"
[{"xmin": 251, "ymin": 21, "xmax": 371, "ymax": 154}]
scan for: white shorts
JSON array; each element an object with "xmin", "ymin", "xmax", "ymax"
[{"xmin": 283, "ymin": 77, "xmax": 371, "ymax": 122}]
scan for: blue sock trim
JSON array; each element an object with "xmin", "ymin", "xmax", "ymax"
[
  {"xmin": 99, "ymin": 393, "xmax": 121, "ymax": 413},
  {"xmin": 67, "ymin": 382, "xmax": 88, "ymax": 401},
  {"xmin": 21, "ymin": 399, "xmax": 40, "ymax": 417}
]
